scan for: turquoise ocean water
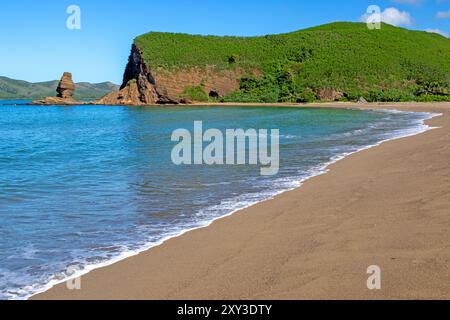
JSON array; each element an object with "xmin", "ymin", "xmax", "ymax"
[{"xmin": 0, "ymin": 100, "xmax": 436, "ymax": 299}]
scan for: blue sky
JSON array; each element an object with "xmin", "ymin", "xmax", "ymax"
[{"xmin": 0, "ymin": 0, "xmax": 449, "ymax": 84}]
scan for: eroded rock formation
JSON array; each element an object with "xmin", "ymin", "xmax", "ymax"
[
  {"xmin": 96, "ymin": 80, "xmax": 142, "ymax": 105},
  {"xmin": 32, "ymin": 72, "xmax": 81, "ymax": 105},
  {"xmin": 57, "ymin": 72, "xmax": 75, "ymax": 99},
  {"xmin": 97, "ymin": 44, "xmax": 243, "ymax": 105}
]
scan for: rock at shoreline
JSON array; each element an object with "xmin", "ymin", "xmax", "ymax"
[
  {"xmin": 317, "ymin": 89, "xmax": 344, "ymax": 101},
  {"xmin": 358, "ymin": 96, "xmax": 368, "ymax": 104},
  {"xmin": 31, "ymin": 72, "xmax": 85, "ymax": 106},
  {"xmin": 96, "ymin": 44, "xmax": 243, "ymax": 106},
  {"xmin": 96, "ymin": 80, "xmax": 143, "ymax": 105},
  {"xmin": 32, "ymin": 97, "xmax": 81, "ymax": 106}
]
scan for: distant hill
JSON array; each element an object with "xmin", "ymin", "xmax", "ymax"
[
  {"xmin": 119, "ymin": 22, "xmax": 450, "ymax": 104},
  {"xmin": 0, "ymin": 76, "xmax": 119, "ymax": 100}
]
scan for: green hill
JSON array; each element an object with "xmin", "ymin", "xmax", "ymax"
[
  {"xmin": 134, "ymin": 22, "xmax": 450, "ymax": 102},
  {"xmin": 0, "ymin": 76, "xmax": 119, "ymax": 100}
]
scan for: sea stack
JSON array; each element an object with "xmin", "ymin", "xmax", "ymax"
[
  {"xmin": 56, "ymin": 72, "xmax": 75, "ymax": 99},
  {"xmin": 31, "ymin": 72, "xmax": 82, "ymax": 105}
]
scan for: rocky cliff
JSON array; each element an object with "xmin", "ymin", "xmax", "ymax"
[
  {"xmin": 98, "ymin": 44, "xmax": 244, "ymax": 105},
  {"xmin": 98, "ymin": 23, "xmax": 450, "ymax": 105}
]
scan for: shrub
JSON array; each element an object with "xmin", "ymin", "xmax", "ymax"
[
  {"xmin": 296, "ymin": 88, "xmax": 317, "ymax": 103},
  {"xmin": 180, "ymin": 86, "xmax": 209, "ymax": 102}
]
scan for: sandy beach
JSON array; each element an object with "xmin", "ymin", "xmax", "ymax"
[{"xmin": 32, "ymin": 102, "xmax": 450, "ymax": 300}]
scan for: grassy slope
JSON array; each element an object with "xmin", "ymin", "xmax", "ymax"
[
  {"xmin": 134, "ymin": 22, "xmax": 450, "ymax": 102},
  {"xmin": 0, "ymin": 77, "xmax": 119, "ymax": 100}
]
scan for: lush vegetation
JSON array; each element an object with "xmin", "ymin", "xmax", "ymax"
[
  {"xmin": 134, "ymin": 22, "xmax": 450, "ymax": 102},
  {"xmin": 0, "ymin": 77, "xmax": 119, "ymax": 100},
  {"xmin": 179, "ymin": 86, "xmax": 209, "ymax": 102}
]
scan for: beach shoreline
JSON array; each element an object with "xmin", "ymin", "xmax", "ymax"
[{"xmin": 31, "ymin": 102, "xmax": 450, "ymax": 300}]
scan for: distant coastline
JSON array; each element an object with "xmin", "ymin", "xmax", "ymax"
[
  {"xmin": 3, "ymin": 99, "xmax": 449, "ymax": 109},
  {"xmin": 0, "ymin": 76, "xmax": 118, "ymax": 100}
]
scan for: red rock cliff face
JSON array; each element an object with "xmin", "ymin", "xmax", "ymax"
[{"xmin": 98, "ymin": 44, "xmax": 244, "ymax": 105}]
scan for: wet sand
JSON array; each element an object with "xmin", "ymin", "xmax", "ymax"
[{"xmin": 32, "ymin": 102, "xmax": 450, "ymax": 300}]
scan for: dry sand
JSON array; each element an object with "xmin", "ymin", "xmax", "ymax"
[{"xmin": 32, "ymin": 102, "xmax": 450, "ymax": 300}]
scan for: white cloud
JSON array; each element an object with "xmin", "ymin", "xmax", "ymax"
[
  {"xmin": 361, "ymin": 7, "xmax": 413, "ymax": 27},
  {"xmin": 436, "ymin": 10, "xmax": 450, "ymax": 19},
  {"xmin": 382, "ymin": 8, "xmax": 413, "ymax": 26},
  {"xmin": 425, "ymin": 28, "xmax": 449, "ymax": 37}
]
